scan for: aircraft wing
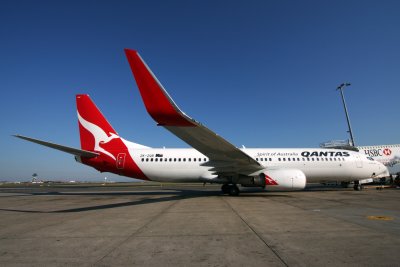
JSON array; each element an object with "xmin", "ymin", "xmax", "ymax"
[
  {"xmin": 125, "ymin": 49, "xmax": 262, "ymax": 175},
  {"xmin": 14, "ymin": 134, "xmax": 99, "ymax": 158}
]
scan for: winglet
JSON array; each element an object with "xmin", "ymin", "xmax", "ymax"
[{"xmin": 124, "ymin": 49, "xmax": 195, "ymax": 127}]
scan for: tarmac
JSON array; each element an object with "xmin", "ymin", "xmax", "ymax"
[{"xmin": 0, "ymin": 183, "xmax": 399, "ymax": 266}]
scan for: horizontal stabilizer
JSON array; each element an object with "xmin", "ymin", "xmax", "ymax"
[{"xmin": 13, "ymin": 134, "xmax": 99, "ymax": 158}]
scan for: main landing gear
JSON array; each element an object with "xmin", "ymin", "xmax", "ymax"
[
  {"xmin": 353, "ymin": 180, "xmax": 363, "ymax": 191},
  {"xmin": 221, "ymin": 184, "xmax": 240, "ymax": 196}
]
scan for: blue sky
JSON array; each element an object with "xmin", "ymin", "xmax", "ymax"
[{"xmin": 1, "ymin": 0, "xmax": 399, "ymax": 181}]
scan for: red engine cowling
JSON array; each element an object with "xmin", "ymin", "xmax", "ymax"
[{"xmin": 261, "ymin": 169, "xmax": 306, "ymax": 191}]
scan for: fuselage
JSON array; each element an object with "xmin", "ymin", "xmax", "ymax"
[{"xmin": 91, "ymin": 139, "xmax": 388, "ymax": 184}]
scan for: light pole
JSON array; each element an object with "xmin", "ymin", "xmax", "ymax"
[{"xmin": 336, "ymin": 82, "xmax": 355, "ymax": 147}]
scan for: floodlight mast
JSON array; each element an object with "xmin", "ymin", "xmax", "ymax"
[{"xmin": 336, "ymin": 82, "xmax": 355, "ymax": 146}]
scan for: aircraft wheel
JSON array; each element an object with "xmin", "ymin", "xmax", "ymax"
[
  {"xmin": 221, "ymin": 184, "xmax": 230, "ymax": 194},
  {"xmin": 353, "ymin": 184, "xmax": 362, "ymax": 191},
  {"xmin": 228, "ymin": 184, "xmax": 240, "ymax": 196}
]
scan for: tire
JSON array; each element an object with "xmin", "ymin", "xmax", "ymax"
[
  {"xmin": 353, "ymin": 184, "xmax": 362, "ymax": 191},
  {"xmin": 228, "ymin": 185, "xmax": 240, "ymax": 196},
  {"xmin": 221, "ymin": 184, "xmax": 230, "ymax": 194}
]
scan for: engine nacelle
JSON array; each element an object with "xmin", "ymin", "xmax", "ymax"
[
  {"xmin": 239, "ymin": 174, "xmax": 266, "ymax": 187},
  {"xmin": 240, "ymin": 169, "xmax": 306, "ymax": 191},
  {"xmin": 262, "ymin": 169, "xmax": 306, "ymax": 191}
]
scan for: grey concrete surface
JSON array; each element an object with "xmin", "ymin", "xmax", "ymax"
[{"xmin": 0, "ymin": 184, "xmax": 399, "ymax": 266}]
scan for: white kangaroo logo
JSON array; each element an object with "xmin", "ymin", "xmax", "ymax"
[{"xmin": 77, "ymin": 112, "xmax": 119, "ymax": 160}]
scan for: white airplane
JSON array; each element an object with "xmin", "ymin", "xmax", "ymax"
[
  {"xmin": 14, "ymin": 49, "xmax": 389, "ymax": 195},
  {"xmin": 357, "ymin": 144, "xmax": 400, "ymax": 177}
]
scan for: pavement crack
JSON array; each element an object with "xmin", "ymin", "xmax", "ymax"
[
  {"xmin": 92, "ymin": 195, "xmax": 184, "ymax": 265},
  {"xmin": 222, "ymin": 198, "xmax": 289, "ymax": 267}
]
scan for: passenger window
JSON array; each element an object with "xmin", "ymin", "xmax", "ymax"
[
  {"xmin": 146, "ymin": 158, "xmax": 149, "ymax": 162},
  {"xmin": 288, "ymin": 158, "xmax": 291, "ymax": 161},
  {"xmin": 307, "ymin": 158, "xmax": 310, "ymax": 161},
  {"xmin": 151, "ymin": 158, "xmax": 154, "ymax": 162},
  {"xmin": 194, "ymin": 158, "xmax": 197, "ymax": 162},
  {"xmin": 183, "ymin": 158, "xmax": 186, "ymax": 162},
  {"xmin": 141, "ymin": 158, "xmax": 144, "ymax": 162},
  {"xmin": 278, "ymin": 158, "xmax": 281, "ymax": 161},
  {"xmin": 269, "ymin": 158, "xmax": 272, "ymax": 161},
  {"xmin": 174, "ymin": 158, "xmax": 177, "ymax": 162},
  {"xmin": 178, "ymin": 158, "xmax": 181, "ymax": 162}
]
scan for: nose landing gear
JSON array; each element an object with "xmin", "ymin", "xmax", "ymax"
[{"xmin": 353, "ymin": 180, "xmax": 363, "ymax": 191}]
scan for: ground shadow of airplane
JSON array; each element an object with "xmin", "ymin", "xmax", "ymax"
[
  {"xmin": 0, "ymin": 184, "xmax": 348, "ymax": 214},
  {"xmin": 0, "ymin": 187, "xmax": 300, "ymax": 213}
]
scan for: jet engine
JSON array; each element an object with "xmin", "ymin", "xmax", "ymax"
[{"xmin": 239, "ymin": 168, "xmax": 306, "ymax": 191}]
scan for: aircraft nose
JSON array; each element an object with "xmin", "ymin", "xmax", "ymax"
[{"xmin": 376, "ymin": 162, "xmax": 389, "ymax": 177}]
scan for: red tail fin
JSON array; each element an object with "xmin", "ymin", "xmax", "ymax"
[
  {"xmin": 76, "ymin": 95, "xmax": 121, "ymax": 156},
  {"xmin": 76, "ymin": 94, "xmax": 148, "ymax": 180}
]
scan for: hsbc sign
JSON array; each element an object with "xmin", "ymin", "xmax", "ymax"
[{"xmin": 364, "ymin": 148, "xmax": 392, "ymax": 157}]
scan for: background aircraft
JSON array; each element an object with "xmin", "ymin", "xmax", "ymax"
[
  {"xmin": 320, "ymin": 141, "xmax": 400, "ymax": 177},
  {"xmin": 357, "ymin": 144, "xmax": 400, "ymax": 177}
]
